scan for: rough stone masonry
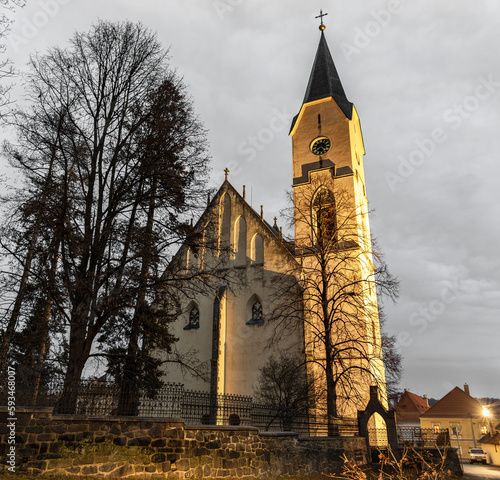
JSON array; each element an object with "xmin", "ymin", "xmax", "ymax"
[{"xmin": 0, "ymin": 407, "xmax": 367, "ymax": 478}]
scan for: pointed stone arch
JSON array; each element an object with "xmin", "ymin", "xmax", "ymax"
[
  {"xmin": 184, "ymin": 301, "xmax": 200, "ymax": 330},
  {"xmin": 220, "ymin": 192, "xmax": 231, "ymax": 249},
  {"xmin": 250, "ymin": 233, "xmax": 264, "ymax": 265},
  {"xmin": 358, "ymin": 386, "xmax": 399, "ymax": 456},
  {"xmin": 186, "ymin": 247, "xmax": 199, "ymax": 272},
  {"xmin": 234, "ymin": 215, "xmax": 247, "ymax": 266},
  {"xmin": 246, "ymin": 294, "xmax": 264, "ymax": 326},
  {"xmin": 201, "ymin": 221, "xmax": 216, "ymax": 267},
  {"xmin": 311, "ymin": 186, "xmax": 336, "ymax": 243}
]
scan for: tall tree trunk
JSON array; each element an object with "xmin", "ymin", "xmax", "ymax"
[
  {"xmin": 325, "ymin": 342, "xmax": 339, "ymax": 436},
  {"xmin": 0, "ymin": 150, "xmax": 56, "ymax": 373},
  {"xmin": 31, "ymin": 236, "xmax": 61, "ymax": 405},
  {"xmin": 54, "ymin": 320, "xmax": 92, "ymax": 414},
  {"xmin": 321, "ymin": 259, "xmax": 339, "ymax": 436},
  {"xmin": 117, "ymin": 177, "xmax": 157, "ymax": 416}
]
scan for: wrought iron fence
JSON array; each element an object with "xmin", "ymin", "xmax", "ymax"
[
  {"xmin": 367, "ymin": 427, "xmax": 451, "ymax": 448},
  {"xmin": 0, "ymin": 380, "xmax": 63, "ymax": 408},
  {"xmin": 0, "ymin": 379, "xmax": 358, "ymax": 436},
  {"xmin": 397, "ymin": 427, "xmax": 450, "ymax": 447}
]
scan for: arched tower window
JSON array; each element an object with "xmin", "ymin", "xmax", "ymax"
[
  {"xmin": 312, "ymin": 187, "xmax": 336, "ymax": 244},
  {"xmin": 184, "ymin": 304, "xmax": 200, "ymax": 330},
  {"xmin": 246, "ymin": 295, "xmax": 264, "ymax": 326},
  {"xmin": 250, "ymin": 233, "xmax": 264, "ymax": 265},
  {"xmin": 234, "ymin": 216, "xmax": 247, "ymax": 266},
  {"xmin": 220, "ymin": 193, "xmax": 231, "ymax": 249}
]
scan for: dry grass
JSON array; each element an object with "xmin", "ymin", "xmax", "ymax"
[
  {"xmin": 328, "ymin": 447, "xmax": 460, "ymax": 480},
  {"xmin": 0, "ymin": 474, "xmax": 335, "ymax": 480}
]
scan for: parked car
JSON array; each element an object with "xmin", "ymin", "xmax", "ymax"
[{"xmin": 469, "ymin": 448, "xmax": 487, "ymax": 464}]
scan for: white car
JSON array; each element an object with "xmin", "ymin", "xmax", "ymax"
[{"xmin": 469, "ymin": 448, "xmax": 487, "ymax": 464}]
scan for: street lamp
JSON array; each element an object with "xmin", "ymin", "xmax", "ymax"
[
  {"xmin": 469, "ymin": 413, "xmax": 477, "ymax": 448},
  {"xmin": 452, "ymin": 425, "xmax": 462, "ymax": 462},
  {"xmin": 482, "ymin": 406, "xmax": 494, "ymax": 436}
]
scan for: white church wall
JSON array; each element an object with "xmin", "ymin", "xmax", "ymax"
[{"xmin": 159, "ymin": 184, "xmax": 304, "ymax": 399}]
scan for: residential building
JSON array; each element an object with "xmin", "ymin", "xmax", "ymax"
[
  {"xmin": 395, "ymin": 391, "xmax": 430, "ymax": 427},
  {"xmin": 420, "ymin": 384, "xmax": 493, "ymax": 458}
]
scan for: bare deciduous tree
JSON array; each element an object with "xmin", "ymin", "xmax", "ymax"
[
  {"xmin": 254, "ymin": 352, "xmax": 316, "ymax": 431},
  {"xmin": 269, "ymin": 176, "xmax": 399, "ymax": 435},
  {"xmin": 379, "ymin": 306, "xmax": 403, "ymax": 406},
  {"xmin": 0, "ymin": 0, "xmax": 25, "ymax": 114},
  {"xmin": 0, "ymin": 20, "xmax": 218, "ymax": 413}
]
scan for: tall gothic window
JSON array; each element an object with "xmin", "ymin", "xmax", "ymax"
[
  {"xmin": 184, "ymin": 305, "xmax": 200, "ymax": 330},
  {"xmin": 312, "ymin": 187, "xmax": 336, "ymax": 244},
  {"xmin": 234, "ymin": 216, "xmax": 247, "ymax": 266},
  {"xmin": 251, "ymin": 234, "xmax": 264, "ymax": 265},
  {"xmin": 220, "ymin": 193, "xmax": 231, "ymax": 249}
]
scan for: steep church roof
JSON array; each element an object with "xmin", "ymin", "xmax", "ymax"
[
  {"xmin": 303, "ymin": 31, "xmax": 353, "ymax": 117},
  {"xmin": 290, "ymin": 30, "xmax": 353, "ymax": 133}
]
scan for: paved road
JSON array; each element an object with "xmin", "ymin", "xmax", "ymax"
[{"xmin": 463, "ymin": 462, "xmax": 500, "ymax": 480}]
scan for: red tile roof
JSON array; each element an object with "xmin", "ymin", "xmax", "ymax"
[
  {"xmin": 395, "ymin": 391, "xmax": 430, "ymax": 422},
  {"xmin": 420, "ymin": 386, "xmax": 485, "ymax": 418}
]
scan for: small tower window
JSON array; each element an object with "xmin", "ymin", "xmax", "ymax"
[
  {"xmin": 246, "ymin": 300, "xmax": 264, "ymax": 326},
  {"xmin": 184, "ymin": 306, "xmax": 200, "ymax": 330}
]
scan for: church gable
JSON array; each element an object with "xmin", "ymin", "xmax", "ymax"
[
  {"xmin": 161, "ymin": 179, "xmax": 303, "ymax": 396},
  {"xmin": 186, "ymin": 179, "xmax": 298, "ymax": 273}
]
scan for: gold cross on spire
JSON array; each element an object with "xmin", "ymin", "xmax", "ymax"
[
  {"xmin": 224, "ymin": 167, "xmax": 229, "ymax": 181},
  {"xmin": 315, "ymin": 9, "xmax": 328, "ymax": 31}
]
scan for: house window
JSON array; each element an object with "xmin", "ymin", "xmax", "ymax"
[
  {"xmin": 450, "ymin": 423, "xmax": 462, "ymax": 439},
  {"xmin": 480, "ymin": 424, "xmax": 488, "ymax": 435},
  {"xmin": 183, "ymin": 306, "xmax": 200, "ymax": 330},
  {"xmin": 432, "ymin": 423, "xmax": 441, "ymax": 434},
  {"xmin": 246, "ymin": 300, "xmax": 263, "ymax": 326}
]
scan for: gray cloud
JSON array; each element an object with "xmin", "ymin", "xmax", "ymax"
[{"xmin": 2, "ymin": 0, "xmax": 499, "ymax": 399}]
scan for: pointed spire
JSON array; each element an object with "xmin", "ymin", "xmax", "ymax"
[{"xmin": 302, "ymin": 31, "xmax": 353, "ymax": 119}]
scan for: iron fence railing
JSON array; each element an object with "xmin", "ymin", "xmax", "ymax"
[
  {"xmin": 0, "ymin": 380, "xmax": 358, "ymax": 436},
  {"xmin": 0, "ymin": 381, "xmax": 63, "ymax": 408},
  {"xmin": 367, "ymin": 427, "xmax": 451, "ymax": 448},
  {"xmin": 397, "ymin": 427, "xmax": 450, "ymax": 447}
]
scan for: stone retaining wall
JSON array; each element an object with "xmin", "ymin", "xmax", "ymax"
[{"xmin": 0, "ymin": 408, "xmax": 367, "ymax": 478}]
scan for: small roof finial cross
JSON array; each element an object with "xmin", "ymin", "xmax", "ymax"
[
  {"xmin": 315, "ymin": 9, "xmax": 328, "ymax": 31},
  {"xmin": 224, "ymin": 167, "xmax": 229, "ymax": 181}
]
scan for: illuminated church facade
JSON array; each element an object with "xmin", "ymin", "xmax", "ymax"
[{"xmin": 159, "ymin": 23, "xmax": 387, "ymax": 423}]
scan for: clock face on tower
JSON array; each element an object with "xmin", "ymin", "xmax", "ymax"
[{"xmin": 310, "ymin": 136, "xmax": 331, "ymax": 156}]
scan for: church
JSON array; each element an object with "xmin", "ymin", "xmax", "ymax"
[{"xmin": 159, "ymin": 19, "xmax": 387, "ymax": 426}]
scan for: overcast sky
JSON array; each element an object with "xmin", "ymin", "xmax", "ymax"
[{"xmin": 3, "ymin": 0, "xmax": 500, "ymax": 400}]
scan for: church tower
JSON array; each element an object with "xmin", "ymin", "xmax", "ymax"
[
  {"xmin": 290, "ymin": 20, "xmax": 387, "ymax": 423},
  {"xmin": 290, "ymin": 25, "xmax": 366, "ymax": 243},
  {"xmin": 160, "ymin": 16, "xmax": 387, "ymax": 434}
]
